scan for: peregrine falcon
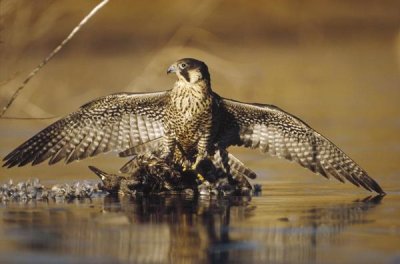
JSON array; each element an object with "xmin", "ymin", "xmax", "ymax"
[{"xmin": 3, "ymin": 58, "xmax": 385, "ymax": 194}]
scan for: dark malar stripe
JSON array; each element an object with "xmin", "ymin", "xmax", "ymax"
[{"xmin": 180, "ymin": 69, "xmax": 190, "ymax": 82}]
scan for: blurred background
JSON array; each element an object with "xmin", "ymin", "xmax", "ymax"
[{"xmin": 0, "ymin": 0, "xmax": 399, "ymax": 189}]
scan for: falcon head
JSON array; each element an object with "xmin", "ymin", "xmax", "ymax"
[{"xmin": 167, "ymin": 58, "xmax": 210, "ymax": 84}]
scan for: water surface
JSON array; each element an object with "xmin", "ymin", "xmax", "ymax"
[{"xmin": 0, "ymin": 184, "xmax": 399, "ymax": 264}]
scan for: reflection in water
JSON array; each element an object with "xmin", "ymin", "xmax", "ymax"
[
  {"xmin": 245, "ymin": 195, "xmax": 383, "ymax": 264},
  {"xmin": 0, "ymin": 194, "xmax": 383, "ymax": 263}
]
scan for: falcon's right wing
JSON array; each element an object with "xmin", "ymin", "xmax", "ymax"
[{"xmin": 3, "ymin": 91, "xmax": 168, "ymax": 167}]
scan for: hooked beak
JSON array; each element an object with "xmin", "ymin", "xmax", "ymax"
[{"xmin": 167, "ymin": 64, "xmax": 177, "ymax": 74}]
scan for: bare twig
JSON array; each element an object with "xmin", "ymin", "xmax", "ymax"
[{"xmin": 0, "ymin": 0, "xmax": 109, "ymax": 118}]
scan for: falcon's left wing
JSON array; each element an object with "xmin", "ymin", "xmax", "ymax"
[{"xmin": 216, "ymin": 97, "xmax": 385, "ymax": 194}]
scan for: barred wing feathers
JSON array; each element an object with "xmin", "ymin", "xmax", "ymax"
[
  {"xmin": 3, "ymin": 91, "xmax": 168, "ymax": 167},
  {"xmin": 217, "ymin": 98, "xmax": 384, "ymax": 194}
]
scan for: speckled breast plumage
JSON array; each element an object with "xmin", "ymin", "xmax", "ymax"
[{"xmin": 163, "ymin": 80, "xmax": 215, "ymax": 160}]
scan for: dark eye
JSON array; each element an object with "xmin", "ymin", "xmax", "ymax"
[{"xmin": 179, "ymin": 63, "xmax": 187, "ymax": 69}]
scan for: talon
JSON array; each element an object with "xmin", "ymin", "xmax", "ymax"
[
  {"xmin": 197, "ymin": 173, "xmax": 205, "ymax": 182},
  {"xmin": 192, "ymin": 156, "xmax": 203, "ymax": 170}
]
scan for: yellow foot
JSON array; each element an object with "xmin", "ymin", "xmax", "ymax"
[
  {"xmin": 182, "ymin": 162, "xmax": 198, "ymax": 171},
  {"xmin": 197, "ymin": 173, "xmax": 205, "ymax": 182},
  {"xmin": 181, "ymin": 161, "xmax": 206, "ymax": 182}
]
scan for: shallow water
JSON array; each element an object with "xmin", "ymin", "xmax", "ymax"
[{"xmin": 0, "ymin": 184, "xmax": 399, "ymax": 264}]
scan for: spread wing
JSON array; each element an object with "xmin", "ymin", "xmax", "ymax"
[
  {"xmin": 3, "ymin": 91, "xmax": 168, "ymax": 167},
  {"xmin": 216, "ymin": 98, "xmax": 385, "ymax": 194}
]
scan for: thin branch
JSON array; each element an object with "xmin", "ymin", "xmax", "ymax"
[{"xmin": 0, "ymin": 0, "xmax": 109, "ymax": 118}]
